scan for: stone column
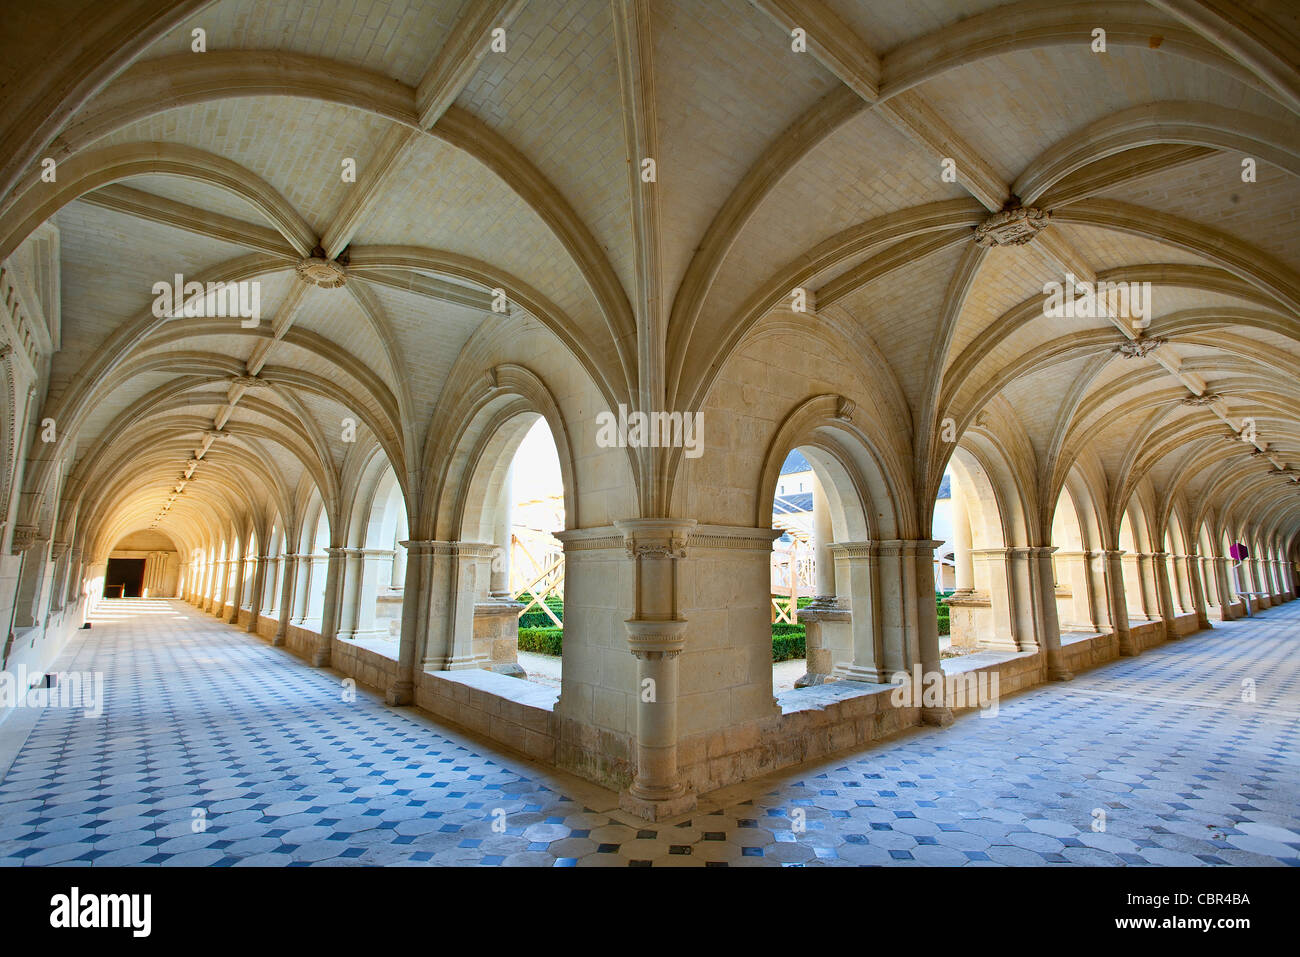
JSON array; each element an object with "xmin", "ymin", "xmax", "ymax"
[
  {"xmin": 290, "ymin": 553, "xmax": 312, "ymax": 625},
  {"xmin": 200, "ymin": 558, "xmax": 214, "ymax": 611},
  {"xmin": 386, "ymin": 540, "xmax": 437, "ymax": 706},
  {"xmin": 951, "ymin": 479, "xmax": 975, "ymax": 595},
  {"xmin": 245, "ymin": 555, "xmax": 269, "ymax": 634},
  {"xmin": 419, "ymin": 542, "xmax": 496, "ymax": 671},
  {"xmin": 868, "ymin": 541, "xmax": 915, "ymax": 679},
  {"xmin": 825, "ymin": 542, "xmax": 881, "ymax": 682},
  {"xmin": 1135, "ymin": 553, "xmax": 1160, "ymax": 621},
  {"xmin": 615, "ymin": 518, "xmax": 698, "ymax": 822},
  {"xmin": 811, "ymin": 471, "xmax": 835, "ymax": 600},
  {"xmin": 1186, "ymin": 550, "xmax": 1212, "ymax": 630},
  {"xmin": 1197, "ymin": 554, "xmax": 1218, "ymax": 613},
  {"xmin": 354, "ymin": 549, "xmax": 395, "ymax": 638},
  {"xmin": 67, "ymin": 547, "xmax": 84, "ymax": 606},
  {"xmin": 225, "ymin": 552, "xmax": 245, "ymax": 624},
  {"xmin": 490, "ymin": 461, "xmax": 513, "ymax": 599},
  {"xmin": 209, "ymin": 559, "xmax": 225, "ymax": 613},
  {"xmin": 1152, "ymin": 551, "xmax": 1179, "ymax": 640},
  {"xmin": 971, "ymin": 547, "xmax": 1017, "ymax": 651},
  {"xmin": 333, "ymin": 547, "xmax": 366, "ymax": 641},
  {"xmin": 391, "ymin": 533, "xmax": 407, "ymax": 588},
  {"xmin": 11, "ymin": 526, "xmax": 51, "ymax": 629},
  {"xmin": 1102, "ymin": 550, "xmax": 1136, "ymax": 655},
  {"xmin": 1080, "ymin": 550, "xmax": 1108, "ymax": 632},
  {"xmin": 311, "ymin": 547, "xmax": 347, "ymax": 667},
  {"xmin": 912, "ymin": 540, "xmax": 954, "ymax": 726},
  {"xmin": 1026, "ymin": 546, "xmax": 1071, "ymax": 680},
  {"xmin": 48, "ymin": 542, "xmax": 70, "ymax": 612},
  {"xmin": 1214, "ymin": 556, "xmax": 1237, "ymax": 620},
  {"xmin": 796, "ymin": 602, "xmax": 849, "ymax": 686},
  {"xmin": 273, "ymin": 554, "xmax": 298, "ymax": 646}
]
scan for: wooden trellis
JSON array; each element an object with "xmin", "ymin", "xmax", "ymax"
[{"xmin": 511, "ymin": 534, "xmax": 563, "ymax": 627}]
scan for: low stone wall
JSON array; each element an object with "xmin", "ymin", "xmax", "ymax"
[
  {"xmin": 416, "ymin": 669, "xmax": 558, "ymax": 764},
  {"xmin": 1058, "ymin": 631, "xmax": 1120, "ymax": 674},
  {"xmin": 1129, "ymin": 619, "xmax": 1166, "ymax": 653},
  {"xmin": 331, "ymin": 637, "xmax": 400, "ymax": 691},
  {"xmin": 675, "ymin": 685, "xmax": 921, "ymax": 796},
  {"xmin": 556, "ymin": 716, "xmax": 635, "ymax": 791}
]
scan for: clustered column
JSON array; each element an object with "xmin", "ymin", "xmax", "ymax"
[{"xmin": 615, "ymin": 519, "xmax": 697, "ymax": 821}]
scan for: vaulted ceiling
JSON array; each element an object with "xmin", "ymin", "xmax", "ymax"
[{"xmin": 2, "ymin": 0, "xmax": 1297, "ymax": 558}]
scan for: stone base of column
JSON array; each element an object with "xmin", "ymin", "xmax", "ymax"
[
  {"xmin": 271, "ymin": 632, "xmax": 286, "ymax": 647},
  {"xmin": 921, "ymin": 706, "xmax": 955, "ymax": 727},
  {"xmin": 423, "ymin": 653, "xmax": 489, "ymax": 671},
  {"xmin": 833, "ymin": 663, "xmax": 887, "ymax": 684},
  {"xmin": 1047, "ymin": 663, "xmax": 1074, "ymax": 682},
  {"xmin": 795, "ymin": 672, "xmax": 835, "ymax": 687},
  {"xmin": 310, "ymin": 646, "xmax": 331, "ymax": 667},
  {"xmin": 335, "ymin": 628, "xmax": 390, "ymax": 642},
  {"xmin": 619, "ymin": 783, "xmax": 697, "ymax": 822},
  {"xmin": 385, "ymin": 679, "xmax": 414, "ymax": 706},
  {"xmin": 975, "ymin": 636, "xmax": 1023, "ymax": 654}
]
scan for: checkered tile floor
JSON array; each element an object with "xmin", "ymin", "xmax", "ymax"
[{"xmin": 1, "ymin": 597, "xmax": 1297, "ymax": 866}]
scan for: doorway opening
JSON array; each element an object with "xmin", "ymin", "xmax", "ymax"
[{"xmin": 105, "ymin": 558, "xmax": 145, "ymax": 598}]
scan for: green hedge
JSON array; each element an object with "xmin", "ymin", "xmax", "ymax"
[
  {"xmin": 516, "ymin": 595, "xmax": 564, "ymax": 628},
  {"xmin": 772, "ymin": 627, "xmax": 806, "ymax": 661},
  {"xmin": 936, "ymin": 592, "xmax": 952, "ymax": 636},
  {"xmin": 515, "ymin": 623, "xmax": 808, "ymax": 661},
  {"xmin": 517, "ymin": 626, "xmax": 564, "ymax": 656}
]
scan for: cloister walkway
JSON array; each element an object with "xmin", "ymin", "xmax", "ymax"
[{"xmin": 1, "ymin": 598, "xmax": 1297, "ymax": 867}]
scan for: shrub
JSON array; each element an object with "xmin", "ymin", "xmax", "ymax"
[
  {"xmin": 517, "ymin": 623, "xmax": 811, "ymax": 661},
  {"xmin": 517, "ymin": 595, "xmax": 563, "ymax": 629},
  {"xmin": 772, "ymin": 625, "xmax": 806, "ymax": 661},
  {"xmin": 935, "ymin": 592, "xmax": 953, "ymax": 636},
  {"xmin": 517, "ymin": 626, "xmax": 563, "ymax": 656}
]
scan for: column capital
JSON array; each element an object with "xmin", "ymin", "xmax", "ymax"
[
  {"xmin": 614, "ymin": 519, "xmax": 697, "ymax": 559},
  {"xmin": 624, "ymin": 619, "xmax": 688, "ymax": 658},
  {"xmin": 875, "ymin": 538, "xmax": 944, "ymax": 556},
  {"xmin": 397, "ymin": 540, "xmax": 494, "ymax": 558},
  {"xmin": 1011, "ymin": 545, "xmax": 1058, "ymax": 557}
]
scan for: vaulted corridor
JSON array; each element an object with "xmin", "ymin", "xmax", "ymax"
[{"xmin": 2, "ymin": 597, "xmax": 1296, "ymax": 867}]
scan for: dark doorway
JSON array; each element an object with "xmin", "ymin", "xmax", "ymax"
[{"xmin": 105, "ymin": 558, "xmax": 145, "ymax": 598}]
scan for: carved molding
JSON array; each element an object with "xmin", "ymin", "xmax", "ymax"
[
  {"xmin": 1180, "ymin": 392, "xmax": 1222, "ymax": 406},
  {"xmin": 295, "ymin": 254, "xmax": 348, "ymax": 289},
  {"xmin": 973, "ymin": 205, "xmax": 1050, "ymax": 247},
  {"xmin": 624, "ymin": 535, "xmax": 688, "ymax": 560},
  {"xmin": 614, "ymin": 519, "xmax": 697, "ymax": 560},
  {"xmin": 1113, "ymin": 336, "xmax": 1167, "ymax": 358},
  {"xmin": 556, "ymin": 534, "xmax": 625, "ymax": 552}
]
